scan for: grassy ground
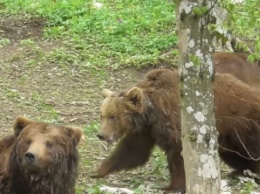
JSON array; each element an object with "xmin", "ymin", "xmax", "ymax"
[
  {"xmin": 0, "ymin": 15, "xmax": 171, "ymax": 194},
  {"xmin": 0, "ymin": 1, "xmax": 260, "ymax": 193}
]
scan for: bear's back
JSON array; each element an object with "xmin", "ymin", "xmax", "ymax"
[
  {"xmin": 214, "ymin": 73, "xmax": 260, "ymax": 137},
  {"xmin": 214, "ymin": 52, "xmax": 260, "ymax": 87},
  {"xmin": 136, "ymin": 69, "xmax": 181, "ymax": 130},
  {"xmin": 137, "ymin": 68, "xmax": 179, "ymax": 91}
]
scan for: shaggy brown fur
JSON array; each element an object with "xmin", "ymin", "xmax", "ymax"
[
  {"xmin": 214, "ymin": 73, "xmax": 260, "ymax": 173},
  {"xmin": 92, "ymin": 69, "xmax": 260, "ymax": 194},
  {"xmin": 91, "ymin": 69, "xmax": 185, "ymax": 193},
  {"xmin": 0, "ymin": 116, "xmax": 83, "ymax": 194},
  {"xmin": 214, "ymin": 52, "xmax": 260, "ymax": 87}
]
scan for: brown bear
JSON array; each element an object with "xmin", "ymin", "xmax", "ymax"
[
  {"xmin": 0, "ymin": 116, "xmax": 83, "ymax": 194},
  {"xmin": 91, "ymin": 69, "xmax": 260, "ymax": 194},
  {"xmin": 213, "ymin": 52, "xmax": 260, "ymax": 87}
]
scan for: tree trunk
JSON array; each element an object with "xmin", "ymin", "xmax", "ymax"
[{"xmin": 175, "ymin": 1, "xmax": 221, "ymax": 193}]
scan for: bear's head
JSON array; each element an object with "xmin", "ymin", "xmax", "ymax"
[
  {"xmin": 97, "ymin": 87, "xmax": 148, "ymax": 144},
  {"xmin": 12, "ymin": 116, "xmax": 83, "ymax": 173}
]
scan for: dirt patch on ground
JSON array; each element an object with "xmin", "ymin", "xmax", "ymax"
[{"xmin": 0, "ymin": 16, "xmax": 45, "ymax": 43}]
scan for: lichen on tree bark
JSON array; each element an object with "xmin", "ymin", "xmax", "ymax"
[{"xmin": 176, "ymin": 0, "xmax": 221, "ymax": 193}]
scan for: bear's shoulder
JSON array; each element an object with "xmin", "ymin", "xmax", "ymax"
[
  {"xmin": 0, "ymin": 135, "xmax": 14, "ymax": 193},
  {"xmin": 137, "ymin": 69, "xmax": 178, "ymax": 91}
]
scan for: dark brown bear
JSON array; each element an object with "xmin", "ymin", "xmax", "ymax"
[
  {"xmin": 92, "ymin": 69, "xmax": 260, "ymax": 194},
  {"xmin": 0, "ymin": 116, "xmax": 83, "ymax": 194},
  {"xmin": 213, "ymin": 52, "xmax": 260, "ymax": 87}
]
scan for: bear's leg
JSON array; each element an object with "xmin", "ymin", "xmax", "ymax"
[
  {"xmin": 164, "ymin": 147, "xmax": 186, "ymax": 194},
  {"xmin": 91, "ymin": 131, "xmax": 155, "ymax": 178},
  {"xmin": 218, "ymin": 147, "xmax": 260, "ymax": 173}
]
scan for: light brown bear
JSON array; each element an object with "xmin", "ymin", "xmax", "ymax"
[
  {"xmin": 0, "ymin": 116, "xmax": 83, "ymax": 194},
  {"xmin": 91, "ymin": 69, "xmax": 260, "ymax": 194}
]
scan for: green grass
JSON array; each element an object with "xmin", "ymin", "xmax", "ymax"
[
  {"xmin": 0, "ymin": 38, "xmax": 10, "ymax": 46},
  {"xmin": 84, "ymin": 120, "xmax": 100, "ymax": 137},
  {"xmin": 1, "ymin": 0, "xmax": 177, "ymax": 68},
  {"xmin": 2, "ymin": 0, "xmax": 259, "ymax": 66},
  {"xmin": 240, "ymin": 181, "xmax": 257, "ymax": 194}
]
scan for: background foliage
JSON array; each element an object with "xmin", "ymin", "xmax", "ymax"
[{"xmin": 223, "ymin": 0, "xmax": 260, "ymax": 60}]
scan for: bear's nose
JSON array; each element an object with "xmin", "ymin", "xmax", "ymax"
[
  {"xmin": 24, "ymin": 152, "xmax": 36, "ymax": 163},
  {"xmin": 97, "ymin": 133, "xmax": 105, "ymax": 140}
]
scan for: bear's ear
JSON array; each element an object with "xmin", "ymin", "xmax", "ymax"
[
  {"xmin": 125, "ymin": 87, "xmax": 143, "ymax": 107},
  {"xmin": 102, "ymin": 89, "xmax": 115, "ymax": 98},
  {"xmin": 13, "ymin": 116, "xmax": 33, "ymax": 138},
  {"xmin": 66, "ymin": 126, "xmax": 83, "ymax": 146}
]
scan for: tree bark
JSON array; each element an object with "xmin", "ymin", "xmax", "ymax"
[{"xmin": 176, "ymin": 1, "xmax": 221, "ymax": 193}]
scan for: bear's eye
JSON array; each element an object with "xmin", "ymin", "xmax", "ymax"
[
  {"xmin": 109, "ymin": 116, "xmax": 116, "ymax": 121},
  {"xmin": 46, "ymin": 141, "xmax": 53, "ymax": 149},
  {"xmin": 25, "ymin": 140, "xmax": 31, "ymax": 145}
]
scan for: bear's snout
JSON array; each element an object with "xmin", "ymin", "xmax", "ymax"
[
  {"xmin": 24, "ymin": 152, "xmax": 36, "ymax": 164},
  {"xmin": 97, "ymin": 133, "xmax": 116, "ymax": 144},
  {"xmin": 97, "ymin": 133, "xmax": 105, "ymax": 140}
]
